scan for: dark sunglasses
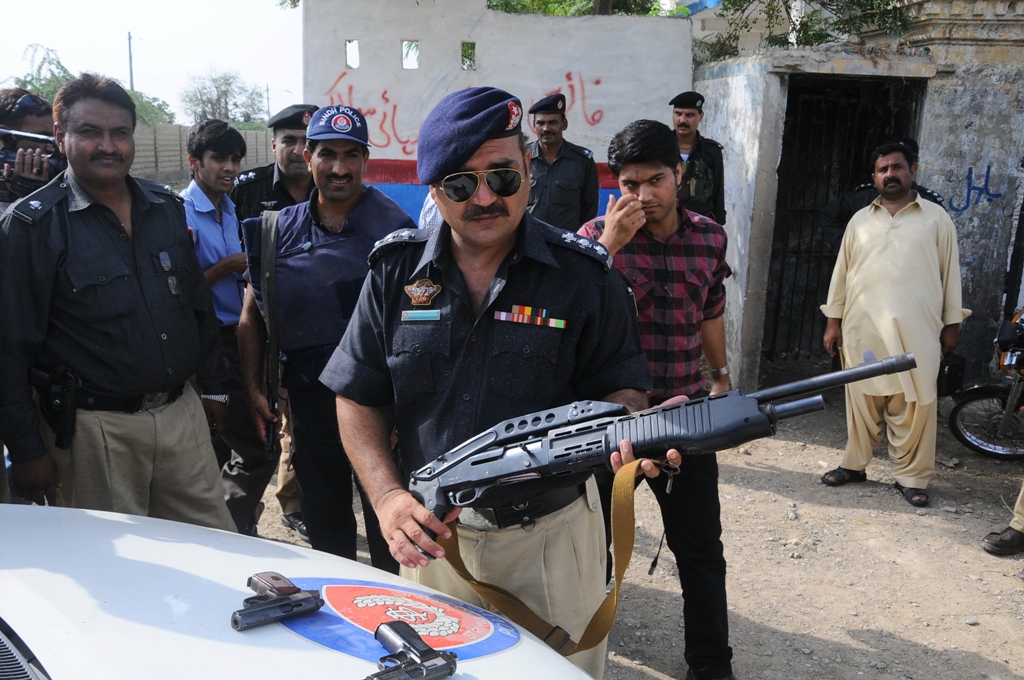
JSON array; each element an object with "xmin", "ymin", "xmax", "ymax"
[
  {"xmin": 0, "ymin": 94, "xmax": 48, "ymax": 126},
  {"xmin": 439, "ymin": 168, "xmax": 523, "ymax": 203}
]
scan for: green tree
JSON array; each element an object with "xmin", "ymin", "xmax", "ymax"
[
  {"xmin": 180, "ymin": 71, "xmax": 266, "ymax": 125},
  {"xmin": 713, "ymin": 0, "xmax": 910, "ymax": 56},
  {"xmin": 11, "ymin": 44, "xmax": 176, "ymax": 126}
]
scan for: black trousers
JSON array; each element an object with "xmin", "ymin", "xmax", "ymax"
[
  {"xmin": 288, "ymin": 382, "xmax": 397, "ymax": 573},
  {"xmin": 216, "ymin": 326, "xmax": 278, "ymax": 534}
]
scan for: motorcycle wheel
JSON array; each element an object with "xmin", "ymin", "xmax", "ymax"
[{"xmin": 948, "ymin": 386, "xmax": 1024, "ymax": 460}]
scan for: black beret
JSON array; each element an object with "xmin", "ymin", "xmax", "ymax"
[
  {"xmin": 669, "ymin": 91, "xmax": 705, "ymax": 111},
  {"xmin": 267, "ymin": 104, "xmax": 319, "ymax": 130},
  {"xmin": 529, "ymin": 93, "xmax": 566, "ymax": 115},
  {"xmin": 884, "ymin": 136, "xmax": 919, "ymax": 156},
  {"xmin": 417, "ymin": 87, "xmax": 524, "ymax": 185}
]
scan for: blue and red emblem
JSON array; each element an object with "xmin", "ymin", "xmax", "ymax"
[
  {"xmin": 331, "ymin": 114, "xmax": 353, "ymax": 133},
  {"xmin": 283, "ymin": 578, "xmax": 521, "ymax": 662}
]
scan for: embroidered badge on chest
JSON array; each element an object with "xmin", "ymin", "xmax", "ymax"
[
  {"xmin": 404, "ymin": 278, "xmax": 442, "ymax": 306},
  {"xmin": 494, "ymin": 304, "xmax": 566, "ymax": 329}
]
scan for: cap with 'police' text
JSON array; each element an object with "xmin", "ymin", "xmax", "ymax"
[{"xmin": 306, "ymin": 105, "xmax": 370, "ymax": 146}]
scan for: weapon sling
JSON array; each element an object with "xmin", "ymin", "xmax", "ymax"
[
  {"xmin": 436, "ymin": 460, "xmax": 644, "ymax": 656},
  {"xmin": 261, "ymin": 211, "xmax": 280, "ymax": 456}
]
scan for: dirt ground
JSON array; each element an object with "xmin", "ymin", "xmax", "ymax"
[{"xmin": 256, "ymin": 373, "xmax": 1024, "ymax": 680}]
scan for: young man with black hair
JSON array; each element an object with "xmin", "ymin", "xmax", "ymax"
[
  {"xmin": 578, "ymin": 119, "xmax": 735, "ymax": 680},
  {"xmin": 0, "ymin": 74, "xmax": 233, "ymax": 530},
  {"xmin": 821, "ymin": 141, "xmax": 968, "ymax": 507},
  {"xmin": 183, "ymin": 119, "xmax": 272, "ymax": 535}
]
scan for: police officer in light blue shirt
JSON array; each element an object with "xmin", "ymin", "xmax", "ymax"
[{"xmin": 183, "ymin": 119, "xmax": 271, "ymax": 536}]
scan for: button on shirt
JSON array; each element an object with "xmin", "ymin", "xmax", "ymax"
[
  {"xmin": 183, "ymin": 180, "xmax": 244, "ymax": 325},
  {"xmin": 526, "ymin": 139, "xmax": 599, "ymax": 232},
  {"xmin": 0, "ymin": 171, "xmax": 227, "ymax": 463},
  {"xmin": 321, "ymin": 213, "xmax": 651, "ymax": 476},
  {"xmin": 580, "ymin": 205, "xmax": 731, "ymax": 401}
]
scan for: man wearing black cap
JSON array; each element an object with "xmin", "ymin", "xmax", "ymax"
[
  {"xmin": 670, "ymin": 91, "xmax": 726, "ymax": 225},
  {"xmin": 818, "ymin": 137, "xmax": 945, "ymax": 252},
  {"xmin": 231, "ymin": 104, "xmax": 318, "ymax": 222},
  {"xmin": 238, "ymin": 104, "xmax": 412, "ymax": 567},
  {"xmin": 324, "ymin": 87, "xmax": 668, "ymax": 678},
  {"xmin": 525, "ymin": 93, "xmax": 599, "ymax": 231}
]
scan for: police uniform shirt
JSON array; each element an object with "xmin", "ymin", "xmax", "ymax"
[
  {"xmin": 320, "ymin": 213, "xmax": 651, "ymax": 477},
  {"xmin": 525, "ymin": 138, "xmax": 599, "ymax": 232},
  {"xmin": 231, "ymin": 162, "xmax": 312, "ymax": 222},
  {"xmin": 0, "ymin": 171, "xmax": 227, "ymax": 464},
  {"xmin": 241, "ymin": 185, "xmax": 416, "ymax": 391},
  {"xmin": 677, "ymin": 132, "xmax": 726, "ymax": 226}
]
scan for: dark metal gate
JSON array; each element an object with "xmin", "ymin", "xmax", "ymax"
[{"xmin": 761, "ymin": 75, "xmax": 927, "ymax": 361}]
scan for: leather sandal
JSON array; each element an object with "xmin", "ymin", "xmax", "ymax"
[
  {"xmin": 894, "ymin": 481, "xmax": 929, "ymax": 507},
  {"xmin": 821, "ymin": 466, "xmax": 867, "ymax": 487}
]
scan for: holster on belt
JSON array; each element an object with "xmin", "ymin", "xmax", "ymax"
[{"xmin": 30, "ymin": 366, "xmax": 82, "ymax": 449}]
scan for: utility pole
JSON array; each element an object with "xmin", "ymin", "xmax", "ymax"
[
  {"xmin": 128, "ymin": 32, "xmax": 135, "ymax": 91},
  {"xmin": 266, "ymin": 84, "xmax": 271, "ymax": 119}
]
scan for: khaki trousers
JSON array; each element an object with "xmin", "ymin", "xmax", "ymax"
[
  {"xmin": 842, "ymin": 387, "xmax": 937, "ymax": 488},
  {"xmin": 1011, "ymin": 480, "xmax": 1024, "ymax": 533},
  {"xmin": 401, "ymin": 477, "xmax": 608, "ymax": 679},
  {"xmin": 274, "ymin": 388, "xmax": 301, "ymax": 515},
  {"xmin": 43, "ymin": 384, "xmax": 235, "ymax": 531}
]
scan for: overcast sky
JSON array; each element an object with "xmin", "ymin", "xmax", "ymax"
[{"xmin": 0, "ymin": 0, "xmax": 304, "ymax": 123}]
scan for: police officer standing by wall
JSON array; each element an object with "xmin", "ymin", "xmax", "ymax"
[
  {"xmin": 0, "ymin": 74, "xmax": 234, "ymax": 530},
  {"xmin": 525, "ymin": 93, "xmax": 599, "ymax": 231},
  {"xmin": 324, "ymin": 87, "xmax": 664, "ymax": 678},
  {"xmin": 232, "ymin": 104, "xmax": 318, "ymax": 221},
  {"xmin": 239, "ymin": 105, "xmax": 412, "ymax": 567},
  {"xmin": 670, "ymin": 91, "xmax": 726, "ymax": 225}
]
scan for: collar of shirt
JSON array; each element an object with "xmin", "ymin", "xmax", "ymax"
[
  {"xmin": 528, "ymin": 139, "xmax": 569, "ymax": 166},
  {"xmin": 869, "ymin": 190, "xmax": 921, "ymax": 215},
  {"xmin": 307, "ymin": 185, "xmax": 376, "ymax": 234},
  {"xmin": 65, "ymin": 170, "xmax": 160, "ymax": 213},
  {"xmin": 182, "ymin": 179, "xmax": 236, "ymax": 220},
  {"xmin": 411, "ymin": 212, "xmax": 560, "ymax": 276}
]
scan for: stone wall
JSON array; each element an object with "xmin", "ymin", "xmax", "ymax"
[{"xmin": 131, "ymin": 124, "xmax": 273, "ymax": 187}]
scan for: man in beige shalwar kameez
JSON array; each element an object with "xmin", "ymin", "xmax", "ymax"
[{"xmin": 820, "ymin": 140, "xmax": 969, "ymax": 507}]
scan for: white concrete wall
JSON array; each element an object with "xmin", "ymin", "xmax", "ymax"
[{"xmin": 302, "ymin": 0, "xmax": 692, "ymax": 162}]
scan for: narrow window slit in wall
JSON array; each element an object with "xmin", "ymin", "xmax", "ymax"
[
  {"xmin": 346, "ymin": 40, "xmax": 360, "ymax": 69},
  {"xmin": 461, "ymin": 42, "xmax": 476, "ymax": 70},
  {"xmin": 402, "ymin": 40, "xmax": 420, "ymax": 69}
]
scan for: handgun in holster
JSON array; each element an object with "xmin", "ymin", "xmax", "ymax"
[{"xmin": 29, "ymin": 367, "xmax": 81, "ymax": 449}]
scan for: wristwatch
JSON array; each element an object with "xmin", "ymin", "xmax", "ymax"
[
  {"xmin": 709, "ymin": 365, "xmax": 730, "ymax": 380},
  {"xmin": 201, "ymin": 394, "xmax": 230, "ymax": 405}
]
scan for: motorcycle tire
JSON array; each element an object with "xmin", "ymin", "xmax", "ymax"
[{"xmin": 948, "ymin": 386, "xmax": 1024, "ymax": 460}]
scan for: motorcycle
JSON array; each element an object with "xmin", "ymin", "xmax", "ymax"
[{"xmin": 948, "ymin": 311, "xmax": 1024, "ymax": 460}]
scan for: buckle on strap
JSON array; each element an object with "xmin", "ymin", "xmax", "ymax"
[{"xmin": 542, "ymin": 625, "xmax": 572, "ymax": 653}]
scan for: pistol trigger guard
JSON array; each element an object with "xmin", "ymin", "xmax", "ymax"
[{"xmin": 377, "ymin": 651, "xmax": 410, "ymax": 669}]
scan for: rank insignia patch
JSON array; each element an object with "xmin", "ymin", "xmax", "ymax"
[
  {"xmin": 494, "ymin": 305, "xmax": 565, "ymax": 329},
  {"xmin": 405, "ymin": 278, "xmax": 442, "ymax": 306},
  {"xmin": 402, "ymin": 310, "xmax": 441, "ymax": 322}
]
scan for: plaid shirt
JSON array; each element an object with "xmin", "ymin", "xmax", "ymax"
[{"xmin": 579, "ymin": 205, "xmax": 731, "ymax": 400}]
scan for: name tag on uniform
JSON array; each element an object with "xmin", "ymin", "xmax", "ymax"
[
  {"xmin": 494, "ymin": 305, "xmax": 566, "ymax": 329},
  {"xmin": 402, "ymin": 310, "xmax": 441, "ymax": 322}
]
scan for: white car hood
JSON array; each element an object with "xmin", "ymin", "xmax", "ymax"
[{"xmin": 0, "ymin": 505, "xmax": 588, "ymax": 679}]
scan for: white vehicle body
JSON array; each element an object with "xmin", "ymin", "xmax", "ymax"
[{"xmin": 0, "ymin": 505, "xmax": 589, "ymax": 679}]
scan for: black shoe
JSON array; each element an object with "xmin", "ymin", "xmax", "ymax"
[
  {"xmin": 980, "ymin": 526, "xmax": 1024, "ymax": 555},
  {"xmin": 281, "ymin": 511, "xmax": 310, "ymax": 542},
  {"xmin": 685, "ymin": 670, "xmax": 736, "ymax": 680}
]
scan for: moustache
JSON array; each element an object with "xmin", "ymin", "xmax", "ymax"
[
  {"xmin": 326, "ymin": 173, "xmax": 354, "ymax": 183},
  {"xmin": 89, "ymin": 152, "xmax": 126, "ymax": 163},
  {"xmin": 885, "ymin": 178, "xmax": 901, "ymax": 186},
  {"xmin": 462, "ymin": 202, "xmax": 510, "ymax": 221}
]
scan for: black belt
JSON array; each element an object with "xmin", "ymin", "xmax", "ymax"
[
  {"xmin": 220, "ymin": 324, "xmax": 238, "ymax": 338},
  {"xmin": 78, "ymin": 385, "xmax": 185, "ymax": 413},
  {"xmin": 458, "ymin": 484, "xmax": 586, "ymax": 531}
]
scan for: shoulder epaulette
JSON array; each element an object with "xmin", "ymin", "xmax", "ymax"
[
  {"xmin": 368, "ymin": 227, "xmax": 429, "ymax": 265},
  {"xmin": 235, "ymin": 165, "xmax": 273, "ymax": 187},
  {"xmin": 853, "ymin": 182, "xmax": 874, "ymax": 192},
  {"xmin": 136, "ymin": 177, "xmax": 184, "ymax": 203},
  {"xmin": 9, "ymin": 180, "xmax": 68, "ymax": 225},
  {"xmin": 564, "ymin": 140, "xmax": 594, "ymax": 160},
  {"xmin": 918, "ymin": 186, "xmax": 945, "ymax": 206},
  {"xmin": 546, "ymin": 226, "xmax": 612, "ymax": 271},
  {"xmin": 704, "ymin": 138, "xmax": 724, "ymax": 150}
]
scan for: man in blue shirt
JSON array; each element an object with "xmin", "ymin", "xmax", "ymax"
[
  {"xmin": 238, "ymin": 105, "xmax": 413, "ymax": 568},
  {"xmin": 183, "ymin": 119, "xmax": 270, "ymax": 535}
]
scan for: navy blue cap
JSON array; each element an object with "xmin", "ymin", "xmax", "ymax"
[
  {"xmin": 307, "ymin": 105, "xmax": 370, "ymax": 146},
  {"xmin": 669, "ymin": 91, "xmax": 705, "ymax": 111},
  {"xmin": 529, "ymin": 93, "xmax": 566, "ymax": 115},
  {"xmin": 417, "ymin": 87, "xmax": 524, "ymax": 185},
  {"xmin": 267, "ymin": 104, "xmax": 318, "ymax": 130}
]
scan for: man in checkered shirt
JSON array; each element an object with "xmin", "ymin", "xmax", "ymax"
[{"xmin": 578, "ymin": 119, "xmax": 735, "ymax": 680}]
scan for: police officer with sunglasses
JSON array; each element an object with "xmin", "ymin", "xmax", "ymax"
[{"xmin": 322, "ymin": 87, "xmax": 660, "ymax": 679}]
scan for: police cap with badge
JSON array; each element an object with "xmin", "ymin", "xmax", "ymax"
[
  {"xmin": 267, "ymin": 104, "xmax": 319, "ymax": 131},
  {"xmin": 669, "ymin": 91, "xmax": 705, "ymax": 111},
  {"xmin": 528, "ymin": 93, "xmax": 566, "ymax": 117},
  {"xmin": 306, "ymin": 105, "xmax": 371, "ymax": 147}
]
